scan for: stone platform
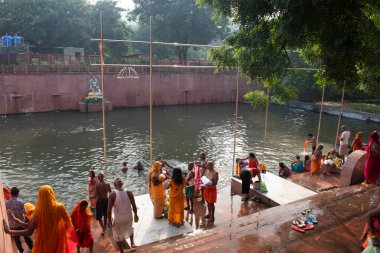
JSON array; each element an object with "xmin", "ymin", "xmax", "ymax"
[
  {"xmin": 75, "ymin": 186, "xmax": 270, "ymax": 253},
  {"xmin": 288, "ymin": 172, "xmax": 340, "ymax": 192},
  {"xmin": 78, "ymin": 101, "xmax": 113, "ymax": 113},
  {"xmin": 139, "ymin": 184, "xmax": 379, "ymax": 252},
  {"xmin": 231, "ymin": 172, "xmax": 317, "ymax": 206}
]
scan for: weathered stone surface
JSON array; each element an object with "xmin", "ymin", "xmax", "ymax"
[{"xmin": 340, "ymin": 150, "xmax": 366, "ymax": 187}]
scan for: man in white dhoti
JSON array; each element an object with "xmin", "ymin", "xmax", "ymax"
[{"xmin": 107, "ymin": 177, "xmax": 139, "ymax": 252}]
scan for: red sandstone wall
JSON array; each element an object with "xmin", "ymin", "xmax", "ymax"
[{"xmin": 0, "ymin": 71, "xmax": 258, "ymax": 114}]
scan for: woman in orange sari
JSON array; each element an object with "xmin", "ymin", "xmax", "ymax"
[
  {"xmin": 71, "ymin": 199, "xmax": 93, "ymax": 253},
  {"xmin": 351, "ymin": 132, "xmax": 364, "ymax": 152},
  {"xmin": 3, "ymin": 185, "xmax": 78, "ymax": 253},
  {"xmin": 167, "ymin": 168, "xmax": 187, "ymax": 226},
  {"xmin": 148, "ymin": 161, "xmax": 166, "ymax": 218},
  {"xmin": 311, "ymin": 144, "xmax": 323, "ymax": 175}
]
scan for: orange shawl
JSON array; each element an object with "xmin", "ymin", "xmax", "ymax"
[
  {"xmin": 351, "ymin": 132, "xmax": 363, "ymax": 151},
  {"xmin": 70, "ymin": 199, "xmax": 92, "ymax": 233},
  {"xmin": 33, "ymin": 185, "xmax": 77, "ymax": 253}
]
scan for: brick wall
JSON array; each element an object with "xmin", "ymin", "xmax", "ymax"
[{"xmin": 0, "ymin": 70, "xmax": 258, "ymax": 114}]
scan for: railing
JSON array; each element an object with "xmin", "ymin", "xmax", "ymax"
[{"xmin": 0, "ymin": 54, "xmax": 228, "ymax": 74}]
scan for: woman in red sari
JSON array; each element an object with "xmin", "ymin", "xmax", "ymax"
[
  {"xmin": 364, "ymin": 131, "xmax": 380, "ymax": 184},
  {"xmin": 71, "ymin": 199, "xmax": 94, "ymax": 253}
]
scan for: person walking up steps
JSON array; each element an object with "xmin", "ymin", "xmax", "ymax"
[
  {"xmin": 94, "ymin": 172, "xmax": 111, "ymax": 236},
  {"xmin": 108, "ymin": 177, "xmax": 139, "ymax": 252}
]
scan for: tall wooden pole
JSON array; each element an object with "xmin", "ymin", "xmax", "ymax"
[
  {"xmin": 100, "ymin": 12, "xmax": 108, "ymax": 178},
  {"xmin": 262, "ymin": 87, "xmax": 270, "ymax": 163},
  {"xmin": 334, "ymin": 83, "xmax": 345, "ymax": 149},
  {"xmin": 232, "ymin": 68, "xmax": 239, "ymax": 176},
  {"xmin": 316, "ymin": 85, "xmax": 325, "ymax": 146},
  {"xmin": 149, "ymin": 16, "xmax": 153, "ymax": 164}
]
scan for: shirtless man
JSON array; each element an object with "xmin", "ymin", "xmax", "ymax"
[
  {"xmin": 121, "ymin": 162, "xmax": 128, "ymax": 173},
  {"xmin": 94, "ymin": 172, "xmax": 112, "ymax": 235},
  {"xmin": 203, "ymin": 161, "xmax": 218, "ymax": 223},
  {"xmin": 195, "ymin": 153, "xmax": 207, "ymax": 203}
]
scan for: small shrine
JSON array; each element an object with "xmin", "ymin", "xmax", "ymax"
[{"xmin": 78, "ymin": 76, "xmax": 112, "ymax": 112}]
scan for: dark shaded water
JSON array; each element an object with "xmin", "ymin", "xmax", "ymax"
[{"xmin": 0, "ymin": 103, "xmax": 378, "ymax": 209}]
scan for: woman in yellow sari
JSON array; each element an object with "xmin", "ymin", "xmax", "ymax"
[
  {"xmin": 3, "ymin": 185, "xmax": 78, "ymax": 253},
  {"xmin": 148, "ymin": 161, "xmax": 166, "ymax": 218},
  {"xmin": 167, "ymin": 168, "xmax": 187, "ymax": 226}
]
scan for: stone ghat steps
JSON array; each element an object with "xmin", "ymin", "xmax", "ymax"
[{"xmin": 138, "ymin": 185, "xmax": 378, "ymax": 253}]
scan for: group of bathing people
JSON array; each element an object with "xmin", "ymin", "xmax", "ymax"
[
  {"xmin": 3, "ymin": 174, "xmax": 139, "ymax": 253},
  {"xmin": 276, "ymin": 126, "xmax": 380, "ymax": 184},
  {"xmin": 2, "ymin": 153, "xmax": 220, "ymax": 253},
  {"xmin": 148, "ymin": 154, "xmax": 219, "ymax": 225},
  {"xmin": 2, "ymin": 128, "xmax": 379, "ymax": 253}
]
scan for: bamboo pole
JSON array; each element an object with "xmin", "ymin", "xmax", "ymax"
[
  {"xmin": 334, "ymin": 83, "xmax": 346, "ymax": 149},
  {"xmin": 90, "ymin": 38, "xmax": 220, "ymax": 48},
  {"xmin": 232, "ymin": 68, "xmax": 239, "ymax": 176},
  {"xmin": 149, "ymin": 16, "xmax": 153, "ymax": 165},
  {"xmin": 262, "ymin": 87, "xmax": 270, "ymax": 163},
  {"xmin": 316, "ymin": 85, "xmax": 325, "ymax": 146},
  {"xmin": 99, "ymin": 12, "xmax": 108, "ymax": 178},
  {"xmin": 91, "ymin": 63, "xmax": 218, "ymax": 69}
]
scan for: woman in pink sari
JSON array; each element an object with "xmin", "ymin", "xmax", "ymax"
[{"xmin": 364, "ymin": 131, "xmax": 380, "ymax": 184}]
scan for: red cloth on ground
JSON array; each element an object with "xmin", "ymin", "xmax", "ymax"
[{"xmin": 364, "ymin": 131, "xmax": 380, "ymax": 183}]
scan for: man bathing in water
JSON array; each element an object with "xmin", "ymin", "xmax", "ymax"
[
  {"xmin": 122, "ymin": 162, "xmax": 128, "ymax": 173},
  {"xmin": 94, "ymin": 172, "xmax": 111, "ymax": 235},
  {"xmin": 133, "ymin": 161, "xmax": 144, "ymax": 171}
]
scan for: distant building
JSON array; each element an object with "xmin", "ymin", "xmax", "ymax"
[{"xmin": 63, "ymin": 47, "xmax": 84, "ymax": 65}]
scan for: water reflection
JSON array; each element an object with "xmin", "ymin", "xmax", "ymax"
[{"xmin": 0, "ymin": 104, "xmax": 379, "ymax": 209}]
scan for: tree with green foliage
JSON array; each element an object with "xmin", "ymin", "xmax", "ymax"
[
  {"xmin": 0, "ymin": 0, "xmax": 91, "ymax": 51},
  {"xmin": 88, "ymin": 0, "xmax": 132, "ymax": 61},
  {"xmin": 0, "ymin": 0, "xmax": 131, "ymax": 60},
  {"xmin": 199, "ymin": 0, "xmax": 380, "ymax": 105},
  {"xmin": 130, "ymin": 0, "xmax": 229, "ymax": 64}
]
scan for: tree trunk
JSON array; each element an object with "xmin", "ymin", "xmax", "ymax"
[{"xmin": 177, "ymin": 46, "xmax": 189, "ymax": 65}]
